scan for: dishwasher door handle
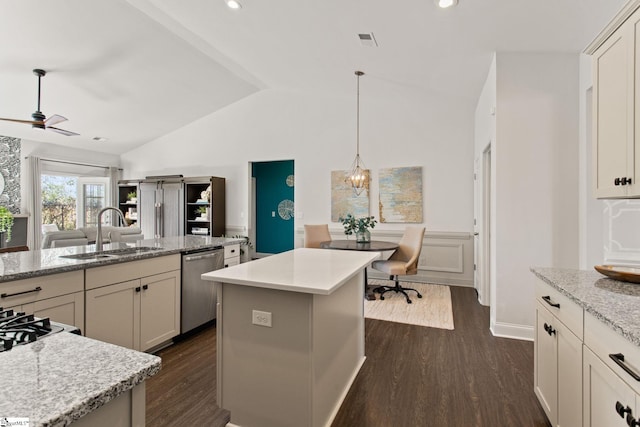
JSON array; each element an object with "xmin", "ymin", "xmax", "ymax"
[{"xmin": 184, "ymin": 252, "xmax": 222, "ymax": 262}]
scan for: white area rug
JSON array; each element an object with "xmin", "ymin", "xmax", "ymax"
[{"xmin": 365, "ymin": 280, "xmax": 455, "ymax": 330}]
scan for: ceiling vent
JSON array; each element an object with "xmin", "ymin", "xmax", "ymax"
[{"xmin": 358, "ymin": 33, "xmax": 378, "ymax": 47}]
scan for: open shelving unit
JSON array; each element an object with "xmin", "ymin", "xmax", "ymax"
[
  {"xmin": 184, "ymin": 177, "xmax": 225, "ymax": 237},
  {"xmin": 117, "ymin": 182, "xmax": 139, "ymax": 226}
]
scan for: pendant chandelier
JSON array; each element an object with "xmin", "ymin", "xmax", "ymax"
[{"xmin": 347, "ymin": 70, "xmax": 369, "ymax": 196}]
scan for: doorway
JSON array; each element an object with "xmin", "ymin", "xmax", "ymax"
[
  {"xmin": 474, "ymin": 144, "xmax": 492, "ymax": 306},
  {"xmin": 250, "ymin": 160, "xmax": 295, "ymax": 257}
]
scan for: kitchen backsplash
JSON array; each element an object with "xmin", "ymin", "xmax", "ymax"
[{"xmin": 604, "ymin": 199, "xmax": 640, "ymax": 266}]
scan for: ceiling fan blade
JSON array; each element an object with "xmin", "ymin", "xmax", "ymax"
[
  {"xmin": 0, "ymin": 117, "xmax": 43, "ymax": 125},
  {"xmin": 47, "ymin": 126, "xmax": 79, "ymax": 136},
  {"xmin": 44, "ymin": 114, "xmax": 67, "ymax": 126}
]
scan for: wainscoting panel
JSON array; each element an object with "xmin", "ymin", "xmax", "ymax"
[{"xmin": 295, "ymin": 228, "xmax": 474, "ymax": 287}]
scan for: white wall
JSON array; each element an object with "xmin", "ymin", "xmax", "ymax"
[
  {"xmin": 120, "ymin": 83, "xmax": 475, "ymax": 236},
  {"xmin": 477, "ymin": 53, "xmax": 580, "ymax": 340},
  {"xmin": 578, "ymin": 54, "xmax": 607, "ymax": 269}
]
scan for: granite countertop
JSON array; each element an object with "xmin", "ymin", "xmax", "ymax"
[
  {"xmin": 0, "ymin": 235, "xmax": 244, "ymax": 283},
  {"xmin": 202, "ymin": 248, "xmax": 380, "ymax": 295},
  {"xmin": 0, "ymin": 332, "xmax": 161, "ymax": 426},
  {"xmin": 531, "ymin": 267, "xmax": 640, "ymax": 347}
]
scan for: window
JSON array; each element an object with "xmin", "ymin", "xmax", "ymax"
[
  {"xmin": 77, "ymin": 178, "xmax": 110, "ymax": 227},
  {"xmin": 40, "ymin": 160, "xmax": 115, "ymax": 232}
]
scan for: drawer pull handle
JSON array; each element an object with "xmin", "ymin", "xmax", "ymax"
[
  {"xmin": 542, "ymin": 295, "xmax": 560, "ymax": 308},
  {"xmin": 628, "ymin": 414, "xmax": 640, "ymax": 427},
  {"xmin": 543, "ymin": 322, "xmax": 556, "ymax": 336},
  {"xmin": 610, "ymin": 353, "xmax": 640, "ymax": 382},
  {"xmin": 135, "ymin": 287, "xmax": 141, "ymax": 293},
  {"xmin": 142, "ymin": 284, "xmax": 149, "ymax": 290},
  {"xmin": 616, "ymin": 401, "xmax": 632, "ymax": 418},
  {"xmin": 1, "ymin": 286, "xmax": 42, "ymax": 298}
]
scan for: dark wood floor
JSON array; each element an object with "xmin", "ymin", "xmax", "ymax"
[
  {"xmin": 146, "ymin": 286, "xmax": 550, "ymax": 427},
  {"xmin": 145, "ymin": 323, "xmax": 230, "ymax": 427}
]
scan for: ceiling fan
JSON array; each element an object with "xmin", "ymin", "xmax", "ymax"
[{"xmin": 0, "ymin": 69, "xmax": 79, "ymax": 136}]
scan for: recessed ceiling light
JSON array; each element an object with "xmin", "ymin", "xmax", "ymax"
[
  {"xmin": 92, "ymin": 137, "xmax": 108, "ymax": 142},
  {"xmin": 226, "ymin": 0, "xmax": 242, "ymax": 9},
  {"xmin": 436, "ymin": 0, "xmax": 458, "ymax": 8}
]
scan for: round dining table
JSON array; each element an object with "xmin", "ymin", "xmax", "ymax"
[{"xmin": 319, "ymin": 239, "xmax": 399, "ymax": 300}]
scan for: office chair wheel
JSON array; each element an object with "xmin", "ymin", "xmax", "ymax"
[
  {"xmin": 417, "ymin": 293, "xmax": 422, "ymax": 298},
  {"xmin": 407, "ymin": 299, "xmax": 412, "ymax": 304},
  {"xmin": 380, "ymin": 296, "xmax": 385, "ymax": 300}
]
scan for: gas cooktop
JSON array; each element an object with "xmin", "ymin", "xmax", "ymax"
[{"xmin": 0, "ymin": 308, "xmax": 78, "ymax": 352}]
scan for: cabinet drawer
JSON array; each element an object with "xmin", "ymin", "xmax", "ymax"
[
  {"xmin": 0, "ymin": 271, "xmax": 84, "ymax": 307},
  {"xmin": 86, "ymin": 254, "xmax": 180, "ymax": 290},
  {"xmin": 585, "ymin": 311, "xmax": 640, "ymax": 395},
  {"xmin": 535, "ymin": 279, "xmax": 583, "ymax": 338},
  {"xmin": 224, "ymin": 244, "xmax": 240, "ymax": 260},
  {"xmin": 224, "ymin": 256, "xmax": 240, "ymax": 268}
]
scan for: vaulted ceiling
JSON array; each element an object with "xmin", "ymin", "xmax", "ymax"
[{"xmin": 0, "ymin": 0, "xmax": 626, "ymax": 154}]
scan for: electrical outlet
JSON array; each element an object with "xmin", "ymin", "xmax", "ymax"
[{"xmin": 252, "ymin": 310, "xmax": 272, "ymax": 327}]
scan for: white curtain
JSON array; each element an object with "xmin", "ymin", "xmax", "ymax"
[
  {"xmin": 25, "ymin": 156, "xmax": 42, "ymax": 249},
  {"xmin": 108, "ymin": 166, "xmax": 121, "ymax": 225}
]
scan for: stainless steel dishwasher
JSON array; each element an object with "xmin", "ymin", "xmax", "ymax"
[{"xmin": 181, "ymin": 247, "xmax": 224, "ymax": 334}]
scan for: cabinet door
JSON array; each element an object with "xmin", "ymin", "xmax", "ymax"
[
  {"xmin": 584, "ymin": 346, "xmax": 637, "ymax": 427},
  {"xmin": 33, "ymin": 292, "xmax": 85, "ymax": 331},
  {"xmin": 535, "ymin": 303, "xmax": 558, "ymax": 425},
  {"xmin": 86, "ymin": 280, "xmax": 141, "ymax": 350},
  {"xmin": 593, "ymin": 25, "xmax": 633, "ymax": 198},
  {"xmin": 557, "ymin": 319, "xmax": 582, "ymax": 427},
  {"xmin": 139, "ymin": 270, "xmax": 180, "ymax": 351}
]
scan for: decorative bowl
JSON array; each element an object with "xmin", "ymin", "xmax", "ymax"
[{"xmin": 594, "ymin": 265, "xmax": 640, "ymax": 284}]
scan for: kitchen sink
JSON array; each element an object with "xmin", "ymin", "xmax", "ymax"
[{"xmin": 60, "ymin": 246, "xmax": 164, "ymax": 260}]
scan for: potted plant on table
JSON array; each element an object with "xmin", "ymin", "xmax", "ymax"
[
  {"xmin": 339, "ymin": 214, "xmax": 377, "ymax": 243},
  {"xmin": 0, "ymin": 206, "xmax": 14, "ymax": 246},
  {"xmin": 127, "ymin": 191, "xmax": 137, "ymax": 203}
]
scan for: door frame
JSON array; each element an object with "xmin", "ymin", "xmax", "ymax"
[{"xmin": 474, "ymin": 142, "xmax": 492, "ymax": 307}]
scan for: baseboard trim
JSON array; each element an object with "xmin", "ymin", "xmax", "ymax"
[
  {"xmin": 367, "ymin": 271, "xmax": 474, "ymax": 288},
  {"xmin": 490, "ymin": 321, "xmax": 533, "ymax": 341}
]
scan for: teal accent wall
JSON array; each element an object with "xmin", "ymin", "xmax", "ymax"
[{"xmin": 252, "ymin": 160, "xmax": 294, "ymax": 254}]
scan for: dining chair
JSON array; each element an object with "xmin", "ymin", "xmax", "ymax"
[
  {"xmin": 371, "ymin": 226, "xmax": 426, "ymax": 303},
  {"xmin": 304, "ymin": 224, "xmax": 331, "ymax": 248}
]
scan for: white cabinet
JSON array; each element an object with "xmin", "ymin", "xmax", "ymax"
[
  {"xmin": 583, "ymin": 346, "xmax": 639, "ymax": 426},
  {"xmin": 592, "ymin": 6, "xmax": 640, "ymax": 198},
  {"xmin": 584, "ymin": 311, "xmax": 640, "ymax": 426},
  {"xmin": 85, "ymin": 255, "xmax": 181, "ymax": 352},
  {"xmin": 224, "ymin": 243, "xmax": 240, "ymax": 267},
  {"xmin": 534, "ymin": 279, "xmax": 583, "ymax": 427},
  {"xmin": 0, "ymin": 270, "xmax": 84, "ymax": 330}
]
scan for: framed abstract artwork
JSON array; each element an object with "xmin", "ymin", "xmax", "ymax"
[
  {"xmin": 331, "ymin": 170, "xmax": 370, "ymax": 222},
  {"xmin": 379, "ymin": 166, "xmax": 423, "ymax": 223}
]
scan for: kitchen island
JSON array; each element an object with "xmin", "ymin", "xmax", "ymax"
[
  {"xmin": 0, "ymin": 235, "xmax": 242, "ymax": 426},
  {"xmin": 0, "ymin": 331, "xmax": 160, "ymax": 426},
  {"xmin": 202, "ymin": 248, "xmax": 379, "ymax": 427}
]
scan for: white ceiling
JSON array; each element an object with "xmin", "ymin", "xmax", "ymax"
[{"xmin": 0, "ymin": 0, "xmax": 627, "ymax": 155}]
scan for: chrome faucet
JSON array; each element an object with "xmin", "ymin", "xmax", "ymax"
[{"xmin": 96, "ymin": 207, "xmax": 126, "ymax": 252}]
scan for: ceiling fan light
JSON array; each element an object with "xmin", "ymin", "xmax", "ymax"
[
  {"xmin": 436, "ymin": 0, "xmax": 458, "ymax": 8},
  {"xmin": 226, "ymin": 0, "xmax": 242, "ymax": 9}
]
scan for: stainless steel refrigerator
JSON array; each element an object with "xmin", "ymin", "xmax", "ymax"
[{"xmin": 139, "ymin": 179, "xmax": 184, "ymax": 238}]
